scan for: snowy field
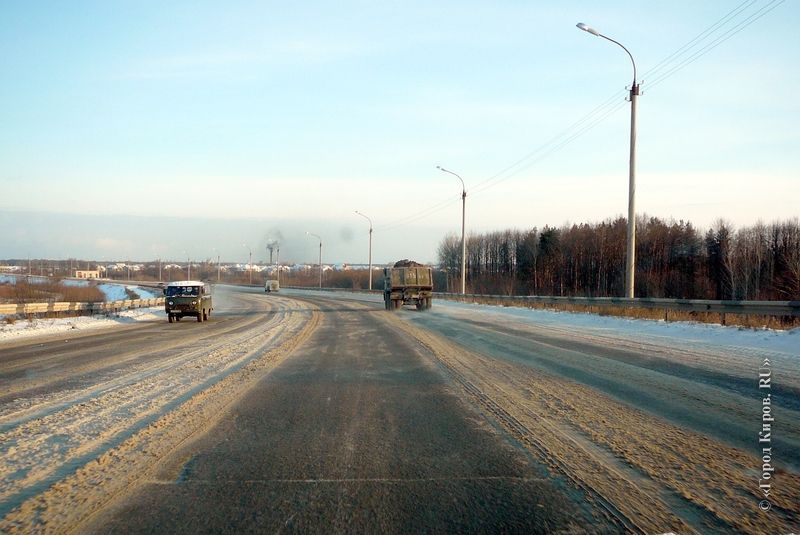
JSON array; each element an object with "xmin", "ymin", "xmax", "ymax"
[
  {"xmin": 3, "ymin": 285, "xmax": 797, "ymax": 359},
  {"xmin": 0, "ymin": 307, "xmax": 164, "ymax": 341},
  {"xmin": 0, "ymin": 279, "xmax": 162, "ymax": 341},
  {"xmin": 283, "ymin": 288, "xmax": 800, "ymax": 360},
  {"xmin": 438, "ymin": 297, "xmax": 800, "ymax": 357}
]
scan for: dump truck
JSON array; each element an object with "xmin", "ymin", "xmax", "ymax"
[{"xmin": 383, "ymin": 260, "xmax": 433, "ymax": 311}]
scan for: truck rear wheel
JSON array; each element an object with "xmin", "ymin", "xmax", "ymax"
[
  {"xmin": 393, "ymin": 299, "xmax": 401, "ymax": 310},
  {"xmin": 416, "ymin": 301, "xmax": 425, "ymax": 311},
  {"xmin": 168, "ymin": 314, "xmax": 174, "ymax": 323},
  {"xmin": 426, "ymin": 298, "xmax": 432, "ymax": 310}
]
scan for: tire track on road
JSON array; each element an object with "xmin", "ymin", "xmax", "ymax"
[
  {"xmin": 0, "ymin": 298, "xmax": 283, "ymax": 405},
  {"xmin": 0, "ymin": 297, "xmax": 321, "ymax": 533},
  {"xmin": 383, "ymin": 313, "xmax": 800, "ymax": 535},
  {"xmin": 0, "ymin": 299, "xmax": 285, "ymax": 426}
]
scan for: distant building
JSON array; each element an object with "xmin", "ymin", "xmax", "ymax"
[{"xmin": 75, "ymin": 270, "xmax": 100, "ymax": 279}]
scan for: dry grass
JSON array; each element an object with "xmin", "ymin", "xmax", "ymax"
[
  {"xmin": 0, "ymin": 280, "xmax": 106, "ymax": 304},
  {"xmin": 60, "ymin": 285, "xmax": 106, "ymax": 303},
  {"xmin": 444, "ymin": 295, "xmax": 800, "ymax": 330}
]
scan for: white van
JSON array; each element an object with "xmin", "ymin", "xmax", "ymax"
[{"xmin": 264, "ymin": 280, "xmax": 280, "ymax": 293}]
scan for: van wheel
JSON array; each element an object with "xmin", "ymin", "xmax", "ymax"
[
  {"xmin": 197, "ymin": 311, "xmax": 203, "ymax": 322},
  {"xmin": 203, "ymin": 309, "xmax": 209, "ymax": 321}
]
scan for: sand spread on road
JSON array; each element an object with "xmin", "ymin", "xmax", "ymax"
[
  {"xmin": 384, "ymin": 313, "xmax": 800, "ymax": 534},
  {"xmin": 1, "ymin": 298, "xmax": 321, "ymax": 534}
]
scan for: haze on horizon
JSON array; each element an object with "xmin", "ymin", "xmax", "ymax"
[{"xmin": 1, "ymin": 1, "xmax": 798, "ymax": 264}]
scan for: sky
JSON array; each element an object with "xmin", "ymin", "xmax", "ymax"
[{"xmin": 1, "ymin": 1, "xmax": 798, "ymax": 265}]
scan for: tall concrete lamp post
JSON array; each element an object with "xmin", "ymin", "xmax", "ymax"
[
  {"xmin": 577, "ymin": 22, "xmax": 639, "ymax": 298},
  {"xmin": 243, "ymin": 244, "xmax": 252, "ymax": 285},
  {"xmin": 437, "ymin": 165, "xmax": 467, "ymax": 295},
  {"xmin": 355, "ymin": 211, "xmax": 373, "ymax": 290},
  {"xmin": 212, "ymin": 248, "xmax": 221, "ymax": 282},
  {"xmin": 276, "ymin": 245, "xmax": 280, "ymax": 286},
  {"xmin": 306, "ymin": 232, "xmax": 323, "ymax": 289},
  {"xmin": 183, "ymin": 250, "xmax": 191, "ymax": 280}
]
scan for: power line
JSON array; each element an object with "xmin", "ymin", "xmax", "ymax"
[
  {"xmin": 470, "ymin": 100, "xmax": 629, "ymax": 197},
  {"xmin": 469, "ymin": 89, "xmax": 627, "ymax": 193},
  {"xmin": 641, "ymin": 0, "xmax": 757, "ymax": 81},
  {"xmin": 375, "ymin": 0, "xmax": 784, "ymax": 232},
  {"xmin": 376, "ymin": 90, "xmax": 628, "ymax": 232},
  {"xmin": 647, "ymin": 0, "xmax": 784, "ymax": 90},
  {"xmin": 470, "ymin": 0, "xmax": 783, "ymax": 197},
  {"xmin": 376, "ymin": 195, "xmax": 460, "ymax": 232}
]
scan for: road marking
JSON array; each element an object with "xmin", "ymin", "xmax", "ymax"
[{"xmin": 155, "ymin": 476, "xmax": 552, "ymax": 485}]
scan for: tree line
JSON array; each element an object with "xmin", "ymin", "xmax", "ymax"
[{"xmin": 437, "ymin": 216, "xmax": 800, "ymax": 300}]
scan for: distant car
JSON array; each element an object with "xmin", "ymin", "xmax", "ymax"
[{"xmin": 265, "ymin": 280, "xmax": 280, "ymax": 293}]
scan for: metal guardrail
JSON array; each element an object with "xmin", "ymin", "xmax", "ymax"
[
  {"xmin": 434, "ymin": 293, "xmax": 800, "ymax": 317},
  {"xmin": 0, "ymin": 298, "xmax": 165, "ymax": 316},
  {"xmin": 282, "ymin": 286, "xmax": 799, "ymax": 317}
]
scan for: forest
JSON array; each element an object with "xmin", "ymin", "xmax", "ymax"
[{"xmin": 437, "ymin": 216, "xmax": 800, "ymax": 300}]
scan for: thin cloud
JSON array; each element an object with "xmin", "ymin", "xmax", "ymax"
[{"xmin": 115, "ymin": 39, "xmax": 368, "ymax": 80}]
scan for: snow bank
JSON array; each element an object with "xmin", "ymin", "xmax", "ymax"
[
  {"xmin": 436, "ymin": 299, "xmax": 799, "ymax": 359},
  {"xmin": 282, "ymin": 288, "xmax": 799, "ymax": 359},
  {"xmin": 0, "ymin": 307, "xmax": 164, "ymax": 342}
]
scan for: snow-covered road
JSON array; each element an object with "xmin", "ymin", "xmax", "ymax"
[
  {"xmin": 0, "ymin": 286, "xmax": 320, "ymax": 530},
  {"xmin": 2, "ymin": 287, "xmax": 798, "ymax": 533}
]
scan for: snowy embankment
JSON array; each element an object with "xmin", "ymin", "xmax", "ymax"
[
  {"xmin": 438, "ymin": 297, "xmax": 800, "ymax": 358},
  {"xmin": 284, "ymin": 288, "xmax": 799, "ymax": 359},
  {"xmin": 0, "ymin": 283, "xmax": 163, "ymax": 342}
]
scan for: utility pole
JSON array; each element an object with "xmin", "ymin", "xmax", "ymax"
[
  {"xmin": 242, "ymin": 244, "xmax": 252, "ymax": 285},
  {"xmin": 437, "ymin": 166, "xmax": 467, "ymax": 294},
  {"xmin": 306, "ymin": 232, "xmax": 323, "ymax": 288},
  {"xmin": 355, "ymin": 211, "xmax": 373, "ymax": 290},
  {"xmin": 577, "ymin": 22, "xmax": 640, "ymax": 298}
]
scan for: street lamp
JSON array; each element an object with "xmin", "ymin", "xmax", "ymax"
[
  {"xmin": 212, "ymin": 248, "xmax": 221, "ymax": 282},
  {"xmin": 183, "ymin": 250, "xmax": 191, "ymax": 280},
  {"xmin": 275, "ymin": 244, "xmax": 281, "ymax": 286},
  {"xmin": 355, "ymin": 211, "xmax": 373, "ymax": 290},
  {"xmin": 306, "ymin": 232, "xmax": 323, "ymax": 289},
  {"xmin": 437, "ymin": 165, "xmax": 467, "ymax": 295},
  {"xmin": 243, "ymin": 244, "xmax": 252, "ymax": 285},
  {"xmin": 577, "ymin": 21, "xmax": 640, "ymax": 298}
]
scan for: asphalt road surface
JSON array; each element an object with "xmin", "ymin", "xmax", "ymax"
[{"xmin": 1, "ymin": 286, "xmax": 798, "ymax": 534}]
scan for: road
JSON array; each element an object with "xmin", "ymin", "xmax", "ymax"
[{"xmin": 1, "ymin": 286, "xmax": 798, "ymax": 534}]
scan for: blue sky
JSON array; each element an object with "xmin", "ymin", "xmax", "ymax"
[{"xmin": 1, "ymin": 1, "xmax": 798, "ymax": 265}]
